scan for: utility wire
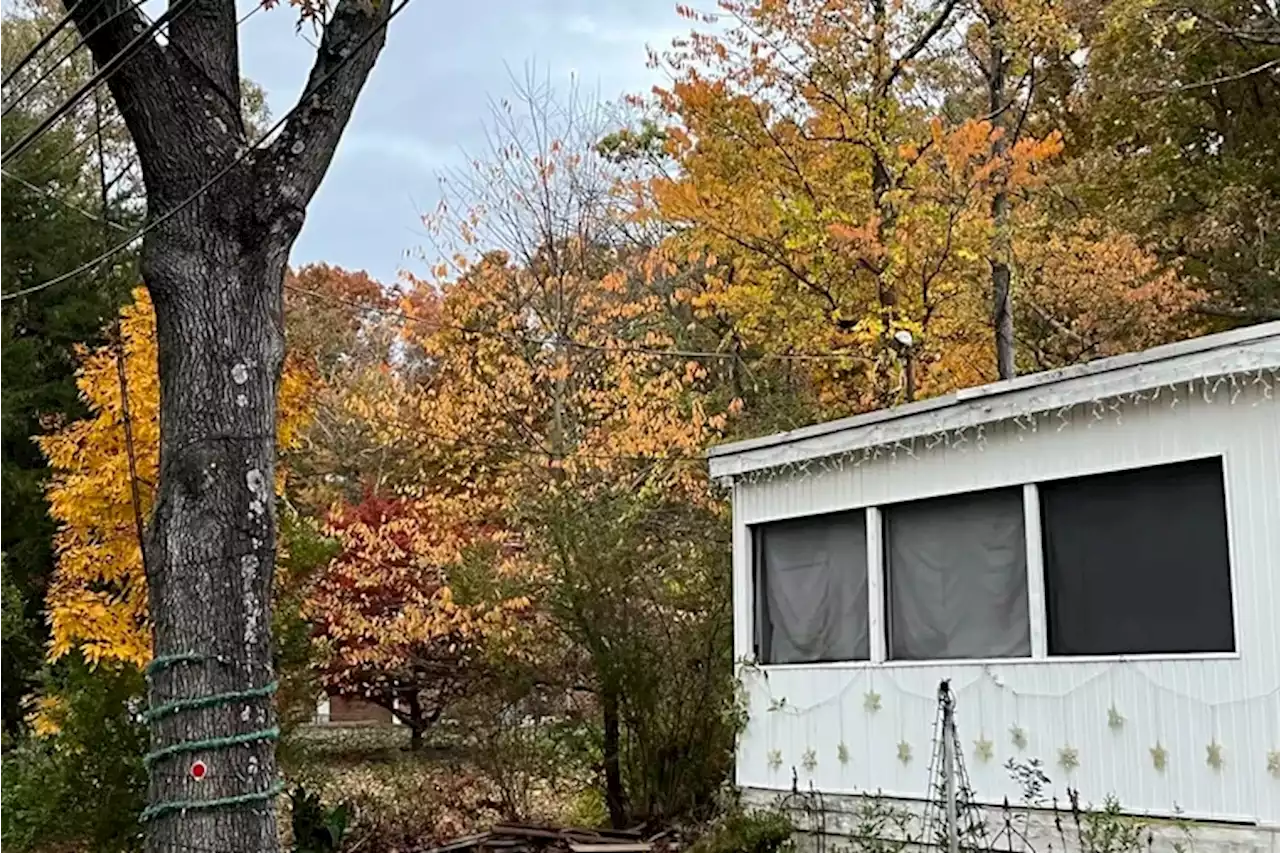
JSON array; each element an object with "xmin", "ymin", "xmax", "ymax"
[
  {"xmin": 8, "ymin": 168, "xmax": 867, "ymax": 364},
  {"xmin": 2, "ymin": 0, "xmax": 195, "ymax": 164},
  {"xmin": 1, "ymin": 0, "xmax": 415, "ymax": 303},
  {"xmin": 0, "ymin": 0, "xmax": 87, "ymax": 90},
  {"xmin": 94, "ymin": 79, "xmax": 152, "ymax": 578},
  {"xmin": 1, "ymin": 0, "xmax": 151, "ymax": 118}
]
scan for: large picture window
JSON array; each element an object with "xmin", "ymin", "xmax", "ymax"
[
  {"xmin": 1040, "ymin": 457, "xmax": 1235, "ymax": 656},
  {"xmin": 753, "ymin": 511, "xmax": 869, "ymax": 664},
  {"xmin": 884, "ymin": 488, "xmax": 1030, "ymax": 661}
]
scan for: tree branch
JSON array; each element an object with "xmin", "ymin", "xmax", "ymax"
[
  {"xmin": 260, "ymin": 0, "xmax": 396, "ymax": 215},
  {"xmin": 61, "ymin": 0, "xmax": 172, "ymax": 157},
  {"xmin": 168, "ymin": 0, "xmax": 244, "ymax": 136},
  {"xmin": 885, "ymin": 0, "xmax": 960, "ymax": 92}
]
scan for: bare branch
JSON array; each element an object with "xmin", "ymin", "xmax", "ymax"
[{"xmin": 261, "ymin": 0, "xmax": 396, "ymax": 214}]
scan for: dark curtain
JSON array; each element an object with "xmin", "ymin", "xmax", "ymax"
[
  {"xmin": 755, "ymin": 511, "xmax": 869, "ymax": 663},
  {"xmin": 1040, "ymin": 457, "xmax": 1235, "ymax": 655},
  {"xmin": 884, "ymin": 488, "xmax": 1030, "ymax": 660}
]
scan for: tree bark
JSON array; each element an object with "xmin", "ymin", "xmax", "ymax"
[
  {"xmin": 986, "ymin": 8, "xmax": 1016, "ymax": 380},
  {"xmin": 60, "ymin": 0, "xmax": 394, "ymax": 850},
  {"xmin": 602, "ymin": 684, "xmax": 628, "ymax": 829}
]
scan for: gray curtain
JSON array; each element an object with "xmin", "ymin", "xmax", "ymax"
[
  {"xmin": 885, "ymin": 488, "xmax": 1029, "ymax": 660},
  {"xmin": 756, "ymin": 511, "xmax": 869, "ymax": 663}
]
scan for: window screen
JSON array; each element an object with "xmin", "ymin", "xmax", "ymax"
[
  {"xmin": 1040, "ymin": 457, "xmax": 1235, "ymax": 656},
  {"xmin": 754, "ymin": 511, "xmax": 869, "ymax": 664},
  {"xmin": 884, "ymin": 488, "xmax": 1030, "ymax": 661}
]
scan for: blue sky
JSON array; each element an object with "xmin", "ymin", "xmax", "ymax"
[{"xmin": 237, "ymin": 0, "xmax": 687, "ymax": 285}]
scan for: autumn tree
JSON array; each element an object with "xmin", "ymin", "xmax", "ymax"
[
  {"xmin": 633, "ymin": 0, "xmax": 1211, "ymax": 409},
  {"xmin": 1, "ymin": 0, "xmax": 398, "ymax": 846},
  {"xmin": 305, "ymin": 493, "xmax": 528, "ymax": 750},
  {"xmin": 641, "ymin": 0, "xmax": 1066, "ymax": 411},
  {"xmin": 367, "ymin": 78, "xmax": 741, "ymax": 826},
  {"xmin": 1061, "ymin": 0, "xmax": 1280, "ymax": 322},
  {"xmin": 278, "ymin": 264, "xmax": 422, "ymax": 514}
]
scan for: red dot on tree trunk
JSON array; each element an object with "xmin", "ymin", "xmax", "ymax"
[{"xmin": 190, "ymin": 760, "xmax": 207, "ymax": 780}]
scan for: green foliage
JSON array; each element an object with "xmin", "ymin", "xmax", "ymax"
[
  {"xmin": 844, "ymin": 794, "xmax": 917, "ymax": 853},
  {"xmin": 596, "ymin": 119, "xmax": 668, "ymax": 164},
  {"xmin": 290, "ymin": 785, "xmax": 351, "ymax": 853},
  {"xmin": 1066, "ymin": 792, "xmax": 1149, "ymax": 853},
  {"xmin": 530, "ymin": 482, "xmax": 742, "ymax": 825},
  {"xmin": 1, "ymin": 7, "xmax": 139, "ymax": 735},
  {"xmin": 0, "ymin": 655, "xmax": 148, "ymax": 852},
  {"xmin": 275, "ymin": 509, "xmax": 341, "ymax": 737},
  {"xmin": 1, "ymin": 557, "xmax": 38, "ymax": 741},
  {"xmin": 688, "ymin": 808, "xmax": 795, "ymax": 853}
]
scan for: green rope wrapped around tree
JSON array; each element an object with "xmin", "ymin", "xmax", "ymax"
[
  {"xmin": 139, "ymin": 780, "xmax": 285, "ymax": 823},
  {"xmin": 143, "ymin": 726, "xmax": 280, "ymax": 769},
  {"xmin": 143, "ymin": 681, "xmax": 279, "ymax": 722},
  {"xmin": 140, "ymin": 651, "xmax": 283, "ymax": 820}
]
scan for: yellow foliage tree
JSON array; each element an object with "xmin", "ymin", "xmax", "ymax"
[{"xmin": 37, "ymin": 288, "xmax": 316, "ymax": 667}]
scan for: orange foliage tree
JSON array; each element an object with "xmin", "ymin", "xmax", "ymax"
[
  {"xmin": 628, "ymin": 0, "xmax": 1199, "ymax": 414},
  {"xmin": 304, "ymin": 492, "xmax": 528, "ymax": 749},
  {"xmin": 37, "ymin": 288, "xmax": 316, "ymax": 667},
  {"xmin": 349, "ymin": 78, "xmax": 741, "ymax": 825}
]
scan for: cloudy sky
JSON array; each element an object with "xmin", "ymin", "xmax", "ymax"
[{"xmin": 236, "ymin": 0, "xmax": 687, "ymax": 285}]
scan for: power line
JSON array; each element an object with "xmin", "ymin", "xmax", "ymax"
[
  {"xmin": 1, "ymin": 0, "xmax": 414, "ymax": 303},
  {"xmin": 2, "ymin": 0, "xmax": 193, "ymax": 164},
  {"xmin": 1, "ymin": 0, "xmax": 151, "ymax": 119},
  {"xmin": 284, "ymin": 281, "xmax": 866, "ymax": 363},
  {"xmin": 0, "ymin": 0, "xmax": 86, "ymax": 90}
]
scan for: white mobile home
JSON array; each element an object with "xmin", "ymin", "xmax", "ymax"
[{"xmin": 708, "ymin": 324, "xmax": 1280, "ymax": 845}]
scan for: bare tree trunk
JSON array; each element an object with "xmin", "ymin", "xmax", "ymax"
[
  {"xmin": 407, "ymin": 690, "xmax": 424, "ymax": 751},
  {"xmin": 602, "ymin": 685, "xmax": 628, "ymax": 829},
  {"xmin": 986, "ymin": 9, "xmax": 1016, "ymax": 380},
  {"xmin": 60, "ymin": 0, "xmax": 394, "ymax": 850}
]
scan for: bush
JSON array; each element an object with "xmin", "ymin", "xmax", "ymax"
[
  {"xmin": 689, "ymin": 809, "xmax": 795, "ymax": 853},
  {"xmin": 1, "ymin": 655, "xmax": 148, "ymax": 852}
]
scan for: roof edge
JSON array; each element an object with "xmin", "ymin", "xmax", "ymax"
[{"xmin": 707, "ymin": 322, "xmax": 1280, "ymax": 477}]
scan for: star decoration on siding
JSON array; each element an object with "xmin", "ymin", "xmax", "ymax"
[
  {"xmin": 767, "ymin": 749, "xmax": 783, "ymax": 770},
  {"xmin": 837, "ymin": 742, "xmax": 850, "ymax": 765},
  {"xmin": 1058, "ymin": 746, "xmax": 1079, "ymax": 772},
  {"xmin": 897, "ymin": 741, "xmax": 912, "ymax": 765},
  {"xmin": 1107, "ymin": 705, "xmax": 1125, "ymax": 731},
  {"xmin": 1150, "ymin": 743, "xmax": 1168, "ymax": 772},
  {"xmin": 1267, "ymin": 750, "xmax": 1280, "ymax": 778},
  {"xmin": 1010, "ymin": 725, "xmax": 1028, "ymax": 752},
  {"xmin": 864, "ymin": 690, "xmax": 882, "ymax": 713},
  {"xmin": 973, "ymin": 736, "xmax": 994, "ymax": 763},
  {"xmin": 802, "ymin": 748, "xmax": 818, "ymax": 772},
  {"xmin": 1206, "ymin": 741, "xmax": 1224, "ymax": 771}
]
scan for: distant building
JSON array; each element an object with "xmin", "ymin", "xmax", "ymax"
[{"xmin": 313, "ymin": 694, "xmax": 398, "ymax": 726}]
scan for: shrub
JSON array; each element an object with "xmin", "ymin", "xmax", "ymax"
[
  {"xmin": 689, "ymin": 808, "xmax": 795, "ymax": 853},
  {"xmin": 1, "ymin": 656, "xmax": 148, "ymax": 852}
]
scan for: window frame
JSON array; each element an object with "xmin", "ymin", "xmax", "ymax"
[
  {"xmin": 744, "ymin": 451, "xmax": 1240, "ymax": 671},
  {"xmin": 750, "ymin": 508, "xmax": 873, "ymax": 665}
]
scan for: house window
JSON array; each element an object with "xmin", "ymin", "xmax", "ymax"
[
  {"xmin": 754, "ymin": 511, "xmax": 869, "ymax": 664},
  {"xmin": 1040, "ymin": 457, "xmax": 1235, "ymax": 656},
  {"xmin": 884, "ymin": 488, "xmax": 1030, "ymax": 661}
]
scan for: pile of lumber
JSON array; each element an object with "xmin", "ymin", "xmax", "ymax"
[{"xmin": 427, "ymin": 822, "xmax": 670, "ymax": 853}]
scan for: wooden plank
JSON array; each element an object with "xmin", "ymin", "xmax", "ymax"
[
  {"xmin": 427, "ymin": 832, "xmax": 493, "ymax": 853},
  {"xmin": 567, "ymin": 844, "xmax": 652, "ymax": 852}
]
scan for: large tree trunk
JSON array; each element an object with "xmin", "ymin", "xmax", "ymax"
[
  {"xmin": 60, "ymin": 1, "xmax": 394, "ymax": 850},
  {"xmin": 144, "ymin": 205, "xmax": 290, "ymax": 852}
]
